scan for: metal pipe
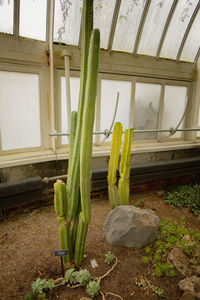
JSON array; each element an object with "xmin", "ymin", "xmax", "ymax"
[{"xmin": 50, "ymin": 128, "xmax": 200, "ymax": 136}]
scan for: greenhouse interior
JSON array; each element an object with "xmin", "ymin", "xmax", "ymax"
[{"xmin": 1, "ymin": 0, "xmax": 200, "ymax": 299}]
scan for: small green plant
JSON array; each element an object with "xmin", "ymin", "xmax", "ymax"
[
  {"xmin": 135, "ymin": 276, "xmax": 165, "ymax": 297},
  {"xmin": 141, "ymin": 218, "xmax": 200, "ymax": 277},
  {"xmin": 64, "ymin": 268, "xmax": 77, "ymax": 284},
  {"xmin": 105, "ymin": 251, "xmax": 114, "ymax": 265},
  {"xmin": 164, "ymin": 184, "xmax": 200, "ymax": 216},
  {"xmin": 31, "ymin": 278, "xmax": 54, "ymax": 295},
  {"xmin": 86, "ymin": 280, "xmax": 100, "ymax": 298},
  {"xmin": 141, "ymin": 256, "xmax": 150, "ymax": 264},
  {"xmin": 75, "ymin": 269, "xmax": 91, "ymax": 284},
  {"xmin": 24, "ymin": 293, "xmax": 36, "ymax": 300},
  {"xmin": 135, "ymin": 199, "xmax": 145, "ymax": 207}
]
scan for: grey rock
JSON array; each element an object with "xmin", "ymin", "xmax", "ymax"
[
  {"xmin": 103, "ymin": 205, "xmax": 160, "ymax": 249},
  {"xmin": 168, "ymin": 247, "xmax": 192, "ymax": 276},
  {"xmin": 179, "ymin": 276, "xmax": 200, "ymax": 299}
]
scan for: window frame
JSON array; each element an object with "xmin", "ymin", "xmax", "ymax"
[{"xmin": 0, "ymin": 63, "xmax": 49, "ymax": 155}]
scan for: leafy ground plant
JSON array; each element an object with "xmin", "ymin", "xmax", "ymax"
[
  {"xmin": 141, "ymin": 218, "xmax": 200, "ymax": 277},
  {"xmin": 164, "ymin": 184, "xmax": 200, "ymax": 215},
  {"xmin": 25, "ymin": 252, "xmax": 122, "ymax": 299},
  {"xmin": 135, "ymin": 276, "xmax": 165, "ymax": 297}
]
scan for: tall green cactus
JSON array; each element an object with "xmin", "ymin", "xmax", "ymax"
[
  {"xmin": 66, "ymin": 0, "xmax": 93, "ymax": 222},
  {"xmin": 80, "ymin": 28, "xmax": 100, "ymax": 224},
  {"xmin": 107, "ymin": 123, "xmax": 133, "ymax": 208},
  {"xmin": 118, "ymin": 128, "xmax": 134, "ymax": 205},
  {"xmin": 107, "ymin": 122, "xmax": 122, "ymax": 208},
  {"xmin": 54, "ymin": 0, "xmax": 100, "ymax": 266}
]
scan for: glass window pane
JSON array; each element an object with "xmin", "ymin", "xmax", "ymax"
[
  {"xmin": 61, "ymin": 76, "xmax": 80, "ymax": 144},
  {"xmin": 161, "ymin": 85, "xmax": 187, "ymax": 139},
  {"xmin": 54, "ymin": 0, "xmax": 81, "ymax": 45},
  {"xmin": 112, "ymin": 0, "xmax": 144, "ymax": 53},
  {"xmin": 94, "ymin": 0, "xmax": 115, "ymax": 49},
  {"xmin": 160, "ymin": 0, "xmax": 199, "ymax": 60},
  {"xmin": 19, "ymin": 0, "xmax": 47, "ymax": 41},
  {"xmin": 180, "ymin": 9, "xmax": 200, "ymax": 62},
  {"xmin": 138, "ymin": 0, "xmax": 173, "ymax": 56},
  {"xmin": 0, "ymin": 71, "xmax": 41, "ymax": 150},
  {"xmin": 134, "ymin": 83, "xmax": 161, "ymax": 140},
  {"xmin": 101, "ymin": 79, "xmax": 132, "ymax": 142},
  {"xmin": 0, "ymin": 0, "xmax": 13, "ymax": 34}
]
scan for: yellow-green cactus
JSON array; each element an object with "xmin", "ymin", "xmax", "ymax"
[
  {"xmin": 118, "ymin": 128, "xmax": 133, "ymax": 205},
  {"xmin": 107, "ymin": 122, "xmax": 122, "ymax": 208}
]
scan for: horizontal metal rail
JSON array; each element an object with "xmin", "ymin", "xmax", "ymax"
[{"xmin": 50, "ymin": 128, "xmax": 200, "ymax": 137}]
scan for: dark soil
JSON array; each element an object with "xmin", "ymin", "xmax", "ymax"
[{"xmin": 0, "ymin": 190, "xmax": 200, "ymax": 300}]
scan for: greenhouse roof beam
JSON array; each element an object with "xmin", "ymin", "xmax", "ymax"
[
  {"xmin": 195, "ymin": 47, "xmax": 200, "ymax": 64},
  {"xmin": 46, "ymin": 0, "xmax": 51, "ymax": 43},
  {"xmin": 133, "ymin": 0, "xmax": 151, "ymax": 55},
  {"xmin": 176, "ymin": 1, "xmax": 200, "ymax": 62},
  {"xmin": 13, "ymin": 0, "xmax": 20, "ymax": 38},
  {"xmin": 107, "ymin": 0, "xmax": 121, "ymax": 51},
  {"xmin": 156, "ymin": 0, "xmax": 178, "ymax": 59}
]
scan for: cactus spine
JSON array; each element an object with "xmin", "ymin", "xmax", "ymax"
[
  {"xmin": 54, "ymin": 0, "xmax": 99, "ymax": 266},
  {"xmin": 118, "ymin": 128, "xmax": 134, "ymax": 205},
  {"xmin": 107, "ymin": 124, "xmax": 133, "ymax": 208},
  {"xmin": 107, "ymin": 122, "xmax": 122, "ymax": 208}
]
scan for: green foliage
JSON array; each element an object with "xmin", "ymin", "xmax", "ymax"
[
  {"xmin": 63, "ymin": 268, "xmax": 91, "ymax": 285},
  {"xmin": 164, "ymin": 184, "xmax": 200, "ymax": 215},
  {"xmin": 24, "ymin": 293, "xmax": 36, "ymax": 300},
  {"xmin": 141, "ymin": 218, "xmax": 200, "ymax": 277},
  {"xmin": 105, "ymin": 251, "xmax": 114, "ymax": 265},
  {"xmin": 75, "ymin": 269, "xmax": 91, "ymax": 284},
  {"xmin": 64, "ymin": 268, "xmax": 77, "ymax": 284},
  {"xmin": 31, "ymin": 278, "xmax": 54, "ymax": 294},
  {"xmin": 86, "ymin": 280, "xmax": 100, "ymax": 298},
  {"xmin": 142, "ymin": 256, "xmax": 150, "ymax": 264},
  {"xmin": 135, "ymin": 276, "xmax": 165, "ymax": 298},
  {"xmin": 154, "ymin": 263, "xmax": 175, "ymax": 277},
  {"xmin": 135, "ymin": 199, "xmax": 145, "ymax": 207}
]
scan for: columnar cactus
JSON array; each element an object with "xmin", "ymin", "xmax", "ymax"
[
  {"xmin": 107, "ymin": 123, "xmax": 133, "ymax": 208},
  {"xmin": 66, "ymin": 0, "xmax": 93, "ymax": 222},
  {"xmin": 107, "ymin": 122, "xmax": 122, "ymax": 208},
  {"xmin": 118, "ymin": 128, "xmax": 134, "ymax": 205},
  {"xmin": 54, "ymin": 0, "xmax": 100, "ymax": 266},
  {"xmin": 80, "ymin": 28, "xmax": 100, "ymax": 224}
]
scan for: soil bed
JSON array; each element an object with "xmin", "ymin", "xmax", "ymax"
[{"xmin": 0, "ymin": 190, "xmax": 200, "ymax": 300}]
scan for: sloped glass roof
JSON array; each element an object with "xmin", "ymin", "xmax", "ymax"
[
  {"xmin": 0, "ymin": 0, "xmax": 200, "ymax": 63},
  {"xmin": 160, "ymin": 0, "xmax": 199, "ymax": 60},
  {"xmin": 138, "ymin": 0, "xmax": 174, "ymax": 56},
  {"xmin": 112, "ymin": 0, "xmax": 144, "ymax": 52}
]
